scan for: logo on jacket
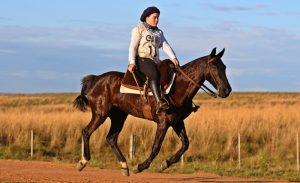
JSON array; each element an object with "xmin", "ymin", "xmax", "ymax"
[
  {"xmin": 146, "ymin": 35, "xmax": 153, "ymax": 42},
  {"xmin": 146, "ymin": 35, "xmax": 161, "ymax": 45}
]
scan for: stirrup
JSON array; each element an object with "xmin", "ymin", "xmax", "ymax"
[
  {"xmin": 161, "ymin": 97, "xmax": 169, "ymax": 106},
  {"xmin": 156, "ymin": 100, "xmax": 169, "ymax": 114}
]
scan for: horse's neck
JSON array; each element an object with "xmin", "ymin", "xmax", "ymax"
[
  {"xmin": 182, "ymin": 58, "xmax": 206, "ymax": 82},
  {"xmin": 175, "ymin": 57, "xmax": 207, "ymax": 104}
]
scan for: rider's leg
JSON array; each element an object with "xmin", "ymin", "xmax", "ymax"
[{"xmin": 136, "ymin": 57, "xmax": 169, "ymax": 113}]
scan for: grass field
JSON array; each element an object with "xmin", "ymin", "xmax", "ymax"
[{"xmin": 0, "ymin": 92, "xmax": 299, "ymax": 181}]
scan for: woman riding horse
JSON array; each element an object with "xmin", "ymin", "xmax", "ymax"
[
  {"xmin": 128, "ymin": 6, "xmax": 180, "ymax": 113},
  {"xmin": 74, "ymin": 6, "xmax": 231, "ymax": 177}
]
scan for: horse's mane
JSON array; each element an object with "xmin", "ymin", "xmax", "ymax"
[{"xmin": 181, "ymin": 55, "xmax": 207, "ymax": 76}]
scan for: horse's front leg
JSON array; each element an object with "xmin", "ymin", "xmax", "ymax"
[
  {"xmin": 133, "ymin": 122, "xmax": 169, "ymax": 174},
  {"xmin": 159, "ymin": 120, "xmax": 189, "ymax": 172}
]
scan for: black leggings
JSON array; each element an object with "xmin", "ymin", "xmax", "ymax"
[{"xmin": 136, "ymin": 57, "xmax": 160, "ymax": 81}]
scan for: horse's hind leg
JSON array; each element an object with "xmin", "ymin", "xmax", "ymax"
[
  {"xmin": 159, "ymin": 120, "xmax": 189, "ymax": 172},
  {"xmin": 77, "ymin": 112, "xmax": 107, "ymax": 171},
  {"xmin": 107, "ymin": 107, "xmax": 128, "ymax": 176}
]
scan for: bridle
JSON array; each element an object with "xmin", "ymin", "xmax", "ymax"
[
  {"xmin": 175, "ymin": 57, "xmax": 219, "ymax": 98},
  {"xmin": 206, "ymin": 57, "xmax": 222, "ymax": 95}
]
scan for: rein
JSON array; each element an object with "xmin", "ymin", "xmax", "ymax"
[
  {"xmin": 175, "ymin": 66, "xmax": 217, "ymax": 98},
  {"xmin": 131, "ymin": 72, "xmax": 142, "ymax": 96}
]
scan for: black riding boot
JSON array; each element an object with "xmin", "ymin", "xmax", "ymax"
[{"xmin": 149, "ymin": 80, "xmax": 169, "ymax": 113}]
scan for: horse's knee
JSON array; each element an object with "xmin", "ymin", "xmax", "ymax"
[{"xmin": 183, "ymin": 139, "xmax": 189, "ymax": 151}]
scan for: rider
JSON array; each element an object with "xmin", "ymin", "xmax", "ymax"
[{"xmin": 128, "ymin": 6, "xmax": 180, "ymax": 113}]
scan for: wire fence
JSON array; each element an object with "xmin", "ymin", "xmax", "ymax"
[{"xmin": 28, "ymin": 130, "xmax": 300, "ymax": 171}]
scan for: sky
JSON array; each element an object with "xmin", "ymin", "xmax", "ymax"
[{"xmin": 0, "ymin": 0, "xmax": 299, "ymax": 93}]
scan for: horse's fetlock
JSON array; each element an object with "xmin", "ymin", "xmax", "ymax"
[
  {"xmin": 84, "ymin": 155, "xmax": 90, "ymax": 161},
  {"xmin": 159, "ymin": 160, "xmax": 169, "ymax": 172},
  {"xmin": 106, "ymin": 138, "xmax": 113, "ymax": 146},
  {"xmin": 119, "ymin": 161, "xmax": 128, "ymax": 169}
]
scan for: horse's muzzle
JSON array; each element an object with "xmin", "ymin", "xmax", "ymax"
[{"xmin": 218, "ymin": 87, "xmax": 231, "ymax": 98}]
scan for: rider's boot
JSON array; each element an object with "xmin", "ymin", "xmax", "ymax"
[{"xmin": 149, "ymin": 80, "xmax": 169, "ymax": 113}]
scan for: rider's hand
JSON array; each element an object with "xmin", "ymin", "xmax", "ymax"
[
  {"xmin": 128, "ymin": 64, "xmax": 136, "ymax": 73},
  {"xmin": 172, "ymin": 58, "xmax": 180, "ymax": 67}
]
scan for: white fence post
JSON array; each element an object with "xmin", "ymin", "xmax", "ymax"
[
  {"xmin": 297, "ymin": 133, "xmax": 299, "ymax": 172},
  {"xmin": 82, "ymin": 136, "xmax": 84, "ymax": 159},
  {"xmin": 181, "ymin": 155, "xmax": 184, "ymax": 167},
  {"xmin": 238, "ymin": 133, "xmax": 241, "ymax": 169},
  {"xmin": 129, "ymin": 133, "xmax": 136, "ymax": 161},
  {"xmin": 30, "ymin": 130, "xmax": 34, "ymax": 157}
]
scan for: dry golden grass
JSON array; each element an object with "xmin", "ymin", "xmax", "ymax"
[{"xmin": 0, "ymin": 92, "xmax": 299, "ymax": 170}]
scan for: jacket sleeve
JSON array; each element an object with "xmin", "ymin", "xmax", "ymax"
[
  {"xmin": 160, "ymin": 32, "xmax": 176, "ymax": 61},
  {"xmin": 128, "ymin": 27, "xmax": 140, "ymax": 65}
]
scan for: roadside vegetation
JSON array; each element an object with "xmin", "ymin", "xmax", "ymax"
[{"xmin": 0, "ymin": 92, "xmax": 299, "ymax": 181}]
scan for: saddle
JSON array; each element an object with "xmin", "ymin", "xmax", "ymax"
[{"xmin": 121, "ymin": 59, "xmax": 176, "ymax": 95}]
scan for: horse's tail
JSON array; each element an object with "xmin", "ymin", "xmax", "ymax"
[{"xmin": 73, "ymin": 75, "xmax": 97, "ymax": 112}]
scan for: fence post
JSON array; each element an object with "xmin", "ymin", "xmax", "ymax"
[
  {"xmin": 129, "ymin": 133, "xmax": 136, "ymax": 161},
  {"xmin": 82, "ymin": 136, "xmax": 84, "ymax": 159},
  {"xmin": 297, "ymin": 133, "xmax": 299, "ymax": 172},
  {"xmin": 30, "ymin": 130, "xmax": 34, "ymax": 157},
  {"xmin": 181, "ymin": 155, "xmax": 184, "ymax": 167},
  {"xmin": 238, "ymin": 133, "xmax": 241, "ymax": 169}
]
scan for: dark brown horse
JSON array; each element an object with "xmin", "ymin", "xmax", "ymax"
[{"xmin": 74, "ymin": 48, "xmax": 231, "ymax": 176}]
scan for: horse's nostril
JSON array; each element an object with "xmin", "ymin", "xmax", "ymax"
[{"xmin": 221, "ymin": 88, "xmax": 230, "ymax": 95}]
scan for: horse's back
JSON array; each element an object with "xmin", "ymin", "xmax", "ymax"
[
  {"xmin": 100, "ymin": 71, "xmax": 125, "ymax": 79},
  {"xmin": 82, "ymin": 71, "xmax": 124, "ymax": 97},
  {"xmin": 92, "ymin": 71, "xmax": 125, "ymax": 85}
]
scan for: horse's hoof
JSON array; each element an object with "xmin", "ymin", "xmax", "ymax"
[
  {"xmin": 159, "ymin": 160, "xmax": 169, "ymax": 173},
  {"xmin": 76, "ymin": 159, "xmax": 88, "ymax": 171},
  {"xmin": 121, "ymin": 168, "xmax": 130, "ymax": 176},
  {"xmin": 132, "ymin": 165, "xmax": 141, "ymax": 174}
]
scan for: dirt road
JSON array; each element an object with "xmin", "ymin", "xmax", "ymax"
[{"xmin": 0, "ymin": 160, "xmax": 284, "ymax": 183}]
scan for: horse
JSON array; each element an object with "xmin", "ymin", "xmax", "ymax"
[{"xmin": 74, "ymin": 48, "xmax": 231, "ymax": 176}]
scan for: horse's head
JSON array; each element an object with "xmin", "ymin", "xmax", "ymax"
[{"xmin": 205, "ymin": 48, "xmax": 232, "ymax": 98}]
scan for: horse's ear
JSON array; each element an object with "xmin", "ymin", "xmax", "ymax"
[
  {"xmin": 217, "ymin": 48, "xmax": 225, "ymax": 58},
  {"xmin": 210, "ymin": 47, "xmax": 216, "ymax": 57}
]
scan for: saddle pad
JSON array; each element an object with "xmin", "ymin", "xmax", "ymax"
[{"xmin": 120, "ymin": 73, "xmax": 176, "ymax": 95}]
